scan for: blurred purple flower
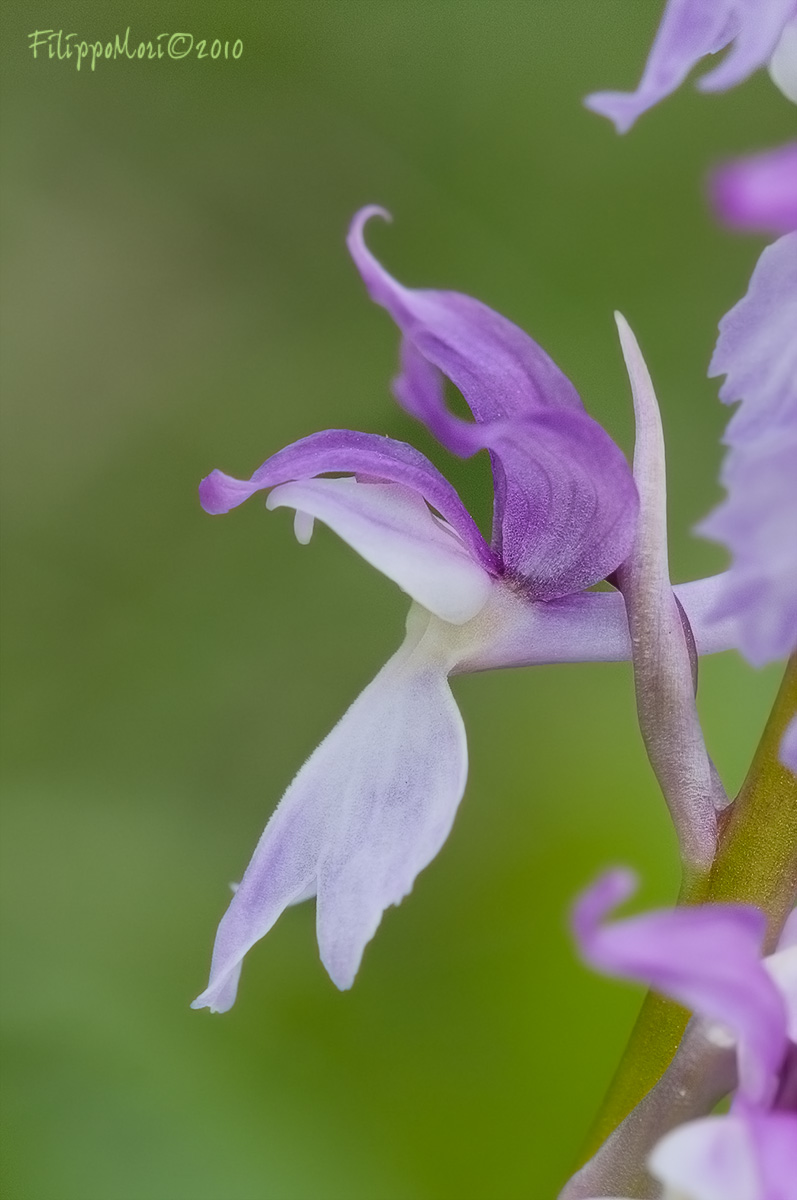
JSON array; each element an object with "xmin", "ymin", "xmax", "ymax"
[
  {"xmin": 192, "ymin": 209, "xmax": 740, "ymax": 1012},
  {"xmin": 585, "ymin": 0, "xmax": 797, "ymax": 132},
  {"xmin": 570, "ymin": 872, "xmax": 797, "ymax": 1200},
  {"xmin": 710, "ymin": 142, "xmax": 797, "ymax": 237},
  {"xmin": 698, "ymin": 233, "xmax": 797, "ymax": 771}
]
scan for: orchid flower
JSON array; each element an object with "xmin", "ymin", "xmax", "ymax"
[
  {"xmin": 563, "ymin": 870, "xmax": 797, "ymax": 1200},
  {"xmin": 191, "ymin": 208, "xmax": 739, "ymax": 1013},
  {"xmin": 585, "ymin": 0, "xmax": 797, "ymax": 133}
]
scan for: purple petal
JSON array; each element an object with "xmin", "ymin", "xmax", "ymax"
[
  {"xmin": 199, "ymin": 427, "xmax": 498, "ymax": 575},
  {"xmin": 697, "ymin": 1, "xmax": 797, "ymax": 93},
  {"xmin": 585, "ymin": 0, "xmax": 797, "ymax": 133},
  {"xmin": 347, "ymin": 208, "xmax": 638, "ymax": 595},
  {"xmin": 266, "ymin": 476, "xmax": 493, "ymax": 623},
  {"xmin": 709, "ymin": 235, "xmax": 797, "ymax": 442},
  {"xmin": 348, "ymin": 207, "xmax": 582, "ymax": 430},
  {"xmin": 486, "ymin": 411, "xmax": 639, "ymax": 597},
  {"xmin": 192, "ymin": 607, "xmax": 469, "ymax": 1008},
  {"xmin": 700, "ymin": 431, "xmax": 797, "ymax": 665},
  {"xmin": 572, "ymin": 870, "xmax": 789, "ymax": 1106},
  {"xmin": 710, "ymin": 143, "xmax": 797, "ymax": 237},
  {"xmin": 698, "ymin": 235, "xmax": 797, "ymax": 666},
  {"xmin": 751, "ymin": 1111, "xmax": 797, "ymax": 1198},
  {"xmin": 614, "ymin": 314, "xmax": 721, "ymax": 869}
]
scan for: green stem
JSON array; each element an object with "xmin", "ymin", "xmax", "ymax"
[{"xmin": 579, "ymin": 656, "xmax": 797, "ymax": 1167}]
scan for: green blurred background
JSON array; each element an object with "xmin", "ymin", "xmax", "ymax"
[{"xmin": 1, "ymin": 2, "xmax": 792, "ymax": 1197}]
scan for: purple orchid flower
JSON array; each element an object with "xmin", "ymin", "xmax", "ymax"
[
  {"xmin": 697, "ymin": 232, "xmax": 797, "ymax": 771},
  {"xmin": 710, "ymin": 143, "xmax": 797, "ymax": 237},
  {"xmin": 585, "ymin": 0, "xmax": 797, "ymax": 133},
  {"xmin": 565, "ymin": 871, "xmax": 797, "ymax": 1200},
  {"xmin": 191, "ymin": 209, "xmax": 741, "ymax": 1013}
]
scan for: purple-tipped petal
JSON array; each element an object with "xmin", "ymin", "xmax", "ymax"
[
  {"xmin": 347, "ymin": 208, "xmax": 638, "ymax": 594},
  {"xmin": 585, "ymin": 0, "xmax": 797, "ymax": 133},
  {"xmin": 572, "ymin": 870, "xmax": 789, "ymax": 1107},
  {"xmin": 614, "ymin": 313, "xmax": 720, "ymax": 868},
  {"xmin": 266, "ymin": 476, "xmax": 493, "ymax": 623},
  {"xmin": 192, "ymin": 607, "xmax": 468, "ymax": 1008},
  {"xmin": 199, "ymin": 427, "xmax": 498, "ymax": 575},
  {"xmin": 699, "ymin": 234, "xmax": 797, "ymax": 667},
  {"xmin": 710, "ymin": 143, "xmax": 797, "ymax": 237}
]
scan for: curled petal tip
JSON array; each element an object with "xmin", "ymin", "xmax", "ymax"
[
  {"xmin": 571, "ymin": 867, "xmax": 638, "ymax": 943},
  {"xmin": 199, "ymin": 469, "xmax": 257, "ymax": 515},
  {"xmin": 348, "ymin": 205, "xmax": 393, "ymax": 244}
]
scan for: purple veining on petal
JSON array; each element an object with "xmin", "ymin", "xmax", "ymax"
[
  {"xmin": 199, "ymin": 427, "xmax": 499, "ymax": 575},
  {"xmin": 346, "ymin": 208, "xmax": 638, "ymax": 595},
  {"xmin": 486, "ymin": 410, "xmax": 639, "ymax": 598},
  {"xmin": 585, "ymin": 0, "xmax": 797, "ymax": 133},
  {"xmin": 572, "ymin": 870, "xmax": 789, "ymax": 1107},
  {"xmin": 710, "ymin": 143, "xmax": 797, "ymax": 237}
]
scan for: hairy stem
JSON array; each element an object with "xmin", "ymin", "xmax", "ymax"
[{"xmin": 577, "ymin": 656, "xmax": 797, "ymax": 1174}]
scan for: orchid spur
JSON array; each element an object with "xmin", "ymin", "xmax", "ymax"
[{"xmin": 192, "ymin": 208, "xmax": 736, "ymax": 1013}]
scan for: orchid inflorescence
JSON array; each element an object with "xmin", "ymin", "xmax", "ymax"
[{"xmin": 193, "ymin": 3, "xmax": 797, "ymax": 1197}]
